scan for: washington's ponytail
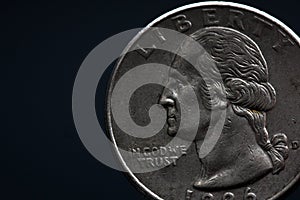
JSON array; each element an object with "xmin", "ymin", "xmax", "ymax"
[{"xmin": 232, "ymin": 105, "xmax": 289, "ymax": 174}]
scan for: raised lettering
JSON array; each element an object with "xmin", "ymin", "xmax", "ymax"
[
  {"xmin": 171, "ymin": 15, "xmax": 192, "ymax": 32},
  {"xmin": 185, "ymin": 189, "xmax": 193, "ymax": 200},
  {"xmin": 228, "ymin": 9, "xmax": 245, "ymax": 30},
  {"xmin": 136, "ymin": 44, "xmax": 156, "ymax": 59},
  {"xmin": 244, "ymin": 187, "xmax": 257, "ymax": 200},
  {"xmin": 153, "ymin": 28, "xmax": 167, "ymax": 43},
  {"xmin": 291, "ymin": 140, "xmax": 299, "ymax": 150},
  {"xmin": 203, "ymin": 9, "xmax": 219, "ymax": 26},
  {"xmin": 272, "ymin": 29, "xmax": 295, "ymax": 52},
  {"xmin": 252, "ymin": 16, "xmax": 273, "ymax": 37}
]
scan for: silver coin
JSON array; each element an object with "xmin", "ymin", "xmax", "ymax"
[{"xmin": 107, "ymin": 2, "xmax": 300, "ymax": 200}]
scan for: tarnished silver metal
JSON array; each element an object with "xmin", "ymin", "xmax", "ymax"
[{"xmin": 107, "ymin": 2, "xmax": 300, "ymax": 200}]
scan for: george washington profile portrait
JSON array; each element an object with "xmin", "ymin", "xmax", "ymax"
[{"xmin": 159, "ymin": 27, "xmax": 289, "ymax": 189}]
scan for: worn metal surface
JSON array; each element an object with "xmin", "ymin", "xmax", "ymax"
[{"xmin": 107, "ymin": 2, "xmax": 300, "ymax": 200}]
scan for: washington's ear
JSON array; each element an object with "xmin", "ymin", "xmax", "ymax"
[{"xmin": 208, "ymin": 81, "xmax": 228, "ymax": 110}]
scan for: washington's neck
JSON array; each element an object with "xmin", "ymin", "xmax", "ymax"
[{"xmin": 193, "ymin": 105, "xmax": 273, "ymax": 189}]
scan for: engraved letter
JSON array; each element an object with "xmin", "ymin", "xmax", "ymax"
[
  {"xmin": 272, "ymin": 30, "xmax": 295, "ymax": 52},
  {"xmin": 291, "ymin": 140, "xmax": 299, "ymax": 150},
  {"xmin": 170, "ymin": 156, "xmax": 178, "ymax": 166},
  {"xmin": 160, "ymin": 146, "xmax": 167, "ymax": 155},
  {"xmin": 228, "ymin": 9, "xmax": 245, "ymax": 30},
  {"xmin": 180, "ymin": 145, "xmax": 187, "ymax": 155},
  {"xmin": 171, "ymin": 15, "xmax": 192, "ymax": 32},
  {"xmin": 252, "ymin": 16, "xmax": 273, "ymax": 37},
  {"xmin": 153, "ymin": 28, "xmax": 167, "ymax": 43},
  {"xmin": 164, "ymin": 157, "xmax": 171, "ymax": 166},
  {"xmin": 203, "ymin": 8, "xmax": 219, "ymax": 26},
  {"xmin": 185, "ymin": 189, "xmax": 193, "ymax": 200},
  {"xmin": 136, "ymin": 44, "xmax": 155, "ymax": 59}
]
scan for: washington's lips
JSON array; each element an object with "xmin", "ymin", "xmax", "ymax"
[
  {"xmin": 159, "ymin": 97, "xmax": 178, "ymax": 136},
  {"xmin": 167, "ymin": 106, "xmax": 177, "ymax": 135}
]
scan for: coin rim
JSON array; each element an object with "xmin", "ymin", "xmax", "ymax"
[{"xmin": 107, "ymin": 1, "xmax": 300, "ymax": 200}]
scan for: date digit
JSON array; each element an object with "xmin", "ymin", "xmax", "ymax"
[
  {"xmin": 202, "ymin": 193, "xmax": 214, "ymax": 200},
  {"xmin": 244, "ymin": 187, "xmax": 257, "ymax": 200},
  {"xmin": 223, "ymin": 192, "xmax": 235, "ymax": 200}
]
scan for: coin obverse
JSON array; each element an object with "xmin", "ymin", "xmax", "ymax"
[{"xmin": 107, "ymin": 2, "xmax": 300, "ymax": 200}]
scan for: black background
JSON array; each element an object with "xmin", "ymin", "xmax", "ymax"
[{"xmin": 9, "ymin": 0, "xmax": 300, "ymax": 199}]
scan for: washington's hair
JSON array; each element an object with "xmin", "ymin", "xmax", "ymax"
[{"xmin": 189, "ymin": 27, "xmax": 289, "ymax": 174}]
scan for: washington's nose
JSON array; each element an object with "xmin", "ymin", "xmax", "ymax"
[{"xmin": 159, "ymin": 95, "xmax": 175, "ymax": 106}]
